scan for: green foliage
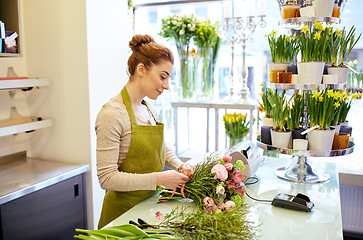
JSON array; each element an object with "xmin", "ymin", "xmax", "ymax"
[
  {"xmin": 223, "ymin": 112, "xmax": 250, "ymax": 140},
  {"xmin": 259, "ymin": 84, "xmax": 274, "ymax": 117},
  {"xmin": 268, "ymin": 89, "xmax": 290, "ymax": 132},
  {"xmin": 159, "ymin": 205, "xmax": 259, "ymax": 240},
  {"xmin": 287, "ymin": 92, "xmax": 304, "ymax": 130},
  {"xmin": 266, "ymin": 30, "xmax": 298, "ymax": 63}
]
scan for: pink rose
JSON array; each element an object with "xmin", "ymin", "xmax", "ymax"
[
  {"xmin": 224, "ymin": 201, "xmax": 236, "ymax": 210},
  {"xmin": 232, "ymin": 171, "xmax": 243, "ymax": 184},
  {"xmin": 203, "ymin": 196, "xmax": 217, "ymax": 213},
  {"xmin": 211, "ymin": 164, "xmax": 228, "ymax": 181},
  {"xmin": 224, "ymin": 163, "xmax": 233, "ymax": 172},
  {"xmin": 222, "ymin": 155, "xmax": 232, "ymax": 163}
]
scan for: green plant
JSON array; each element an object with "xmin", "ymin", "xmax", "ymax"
[
  {"xmin": 287, "ymin": 92, "xmax": 304, "ymax": 130},
  {"xmin": 223, "ymin": 112, "xmax": 250, "ymax": 141},
  {"xmin": 338, "ymin": 91, "xmax": 362, "ymax": 122},
  {"xmin": 266, "ymin": 31, "xmax": 298, "ymax": 63},
  {"xmin": 336, "ymin": 26, "xmax": 361, "ymax": 67},
  {"xmin": 268, "ymin": 89, "xmax": 290, "ymax": 132},
  {"xmin": 307, "ymin": 89, "xmax": 340, "ymax": 130},
  {"xmin": 259, "ymin": 84, "xmax": 274, "ymax": 118},
  {"xmin": 298, "ymin": 22, "xmax": 330, "ymax": 62}
]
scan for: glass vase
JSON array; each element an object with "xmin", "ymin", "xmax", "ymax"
[
  {"xmin": 199, "ymin": 46, "xmax": 214, "ymax": 99},
  {"xmin": 228, "ymin": 134, "xmax": 247, "ymax": 148},
  {"xmin": 177, "ymin": 46, "xmax": 193, "ymax": 99}
]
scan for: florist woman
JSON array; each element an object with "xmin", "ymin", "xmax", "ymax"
[{"xmin": 96, "ymin": 34, "xmax": 195, "ymax": 229}]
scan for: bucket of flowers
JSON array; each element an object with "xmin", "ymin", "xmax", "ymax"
[{"xmin": 223, "ymin": 112, "xmax": 251, "ymax": 147}]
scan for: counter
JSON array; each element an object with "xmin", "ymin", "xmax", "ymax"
[
  {"xmin": 107, "ymin": 156, "xmax": 343, "ymax": 239},
  {"xmin": 0, "ymin": 151, "xmax": 90, "ymax": 205}
]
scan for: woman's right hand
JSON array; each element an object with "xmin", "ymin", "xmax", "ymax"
[{"xmin": 156, "ymin": 170, "xmax": 189, "ymax": 190}]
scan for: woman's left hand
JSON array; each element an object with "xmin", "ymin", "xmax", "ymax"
[{"xmin": 178, "ymin": 163, "xmax": 195, "ymax": 178}]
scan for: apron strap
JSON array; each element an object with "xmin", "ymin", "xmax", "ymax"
[
  {"xmin": 121, "ymin": 87, "xmax": 137, "ymax": 125},
  {"xmin": 142, "ymin": 100, "xmax": 158, "ymax": 123}
]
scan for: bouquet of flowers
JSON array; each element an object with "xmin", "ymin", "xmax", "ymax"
[
  {"xmin": 158, "ymin": 154, "xmax": 246, "ymax": 213},
  {"xmin": 223, "ymin": 112, "xmax": 251, "ymax": 146}
]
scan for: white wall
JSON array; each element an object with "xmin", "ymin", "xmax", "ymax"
[
  {"xmin": 85, "ymin": 0, "xmax": 129, "ymax": 228},
  {"xmin": 0, "ymin": 0, "xmax": 129, "ymax": 229}
]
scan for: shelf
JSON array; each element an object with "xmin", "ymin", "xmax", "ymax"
[
  {"xmin": 0, "ymin": 53, "xmax": 21, "ymax": 57},
  {"xmin": 0, "ymin": 78, "xmax": 50, "ymax": 91},
  {"xmin": 269, "ymin": 83, "xmax": 346, "ymax": 90},
  {"xmin": 0, "ymin": 118, "xmax": 53, "ymax": 137},
  {"xmin": 256, "ymin": 139, "xmax": 354, "ymax": 158},
  {"xmin": 279, "ymin": 16, "xmax": 341, "ymax": 28}
]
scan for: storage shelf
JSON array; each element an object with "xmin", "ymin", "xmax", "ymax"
[
  {"xmin": 0, "ymin": 78, "xmax": 50, "ymax": 91},
  {"xmin": 0, "ymin": 118, "xmax": 53, "ymax": 137},
  {"xmin": 0, "ymin": 53, "xmax": 21, "ymax": 57},
  {"xmin": 279, "ymin": 16, "xmax": 341, "ymax": 28},
  {"xmin": 269, "ymin": 83, "xmax": 346, "ymax": 90}
]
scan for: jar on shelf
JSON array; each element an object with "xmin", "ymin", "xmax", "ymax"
[
  {"xmin": 282, "ymin": 0, "xmax": 301, "ymax": 19},
  {"xmin": 332, "ymin": 0, "xmax": 340, "ymax": 18}
]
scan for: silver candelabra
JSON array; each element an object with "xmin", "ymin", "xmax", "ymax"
[{"xmin": 223, "ymin": 15, "xmax": 266, "ymax": 104}]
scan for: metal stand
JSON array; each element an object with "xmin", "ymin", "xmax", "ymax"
[{"xmin": 275, "ymin": 155, "xmax": 329, "ymax": 184}]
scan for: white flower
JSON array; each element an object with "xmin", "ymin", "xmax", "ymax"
[
  {"xmin": 224, "ymin": 201, "xmax": 236, "ymax": 210},
  {"xmin": 182, "ymin": 24, "xmax": 186, "ymax": 28},
  {"xmin": 187, "ymin": 23, "xmax": 191, "ymax": 28},
  {"xmin": 179, "ymin": 29, "xmax": 185, "ymax": 35},
  {"xmin": 216, "ymin": 184, "xmax": 225, "ymax": 195},
  {"xmin": 172, "ymin": 20, "xmax": 177, "ymax": 25}
]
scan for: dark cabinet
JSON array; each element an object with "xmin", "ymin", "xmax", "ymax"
[{"xmin": 0, "ymin": 174, "xmax": 87, "ymax": 240}]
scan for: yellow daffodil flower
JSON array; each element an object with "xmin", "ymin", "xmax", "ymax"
[
  {"xmin": 271, "ymin": 30, "xmax": 277, "ymax": 37},
  {"xmin": 313, "ymin": 22, "xmax": 324, "ymax": 31},
  {"xmin": 333, "ymin": 91, "xmax": 340, "ymax": 100},
  {"xmin": 327, "ymin": 90, "xmax": 334, "ymax": 98},
  {"xmin": 335, "ymin": 29, "xmax": 341, "ymax": 36},
  {"xmin": 313, "ymin": 32, "xmax": 321, "ymax": 40},
  {"xmin": 301, "ymin": 25, "xmax": 309, "ymax": 34},
  {"xmin": 284, "ymin": 35, "xmax": 291, "ymax": 42},
  {"xmin": 353, "ymin": 59, "xmax": 358, "ymax": 64},
  {"xmin": 312, "ymin": 91, "xmax": 320, "ymax": 99},
  {"xmin": 319, "ymin": 96, "xmax": 324, "ymax": 102},
  {"xmin": 334, "ymin": 102, "xmax": 340, "ymax": 108},
  {"xmin": 327, "ymin": 28, "xmax": 332, "ymax": 35}
]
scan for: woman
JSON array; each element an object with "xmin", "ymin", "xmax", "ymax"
[{"xmin": 96, "ymin": 34, "xmax": 195, "ymax": 229}]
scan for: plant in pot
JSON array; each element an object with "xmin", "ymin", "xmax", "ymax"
[
  {"xmin": 223, "ymin": 112, "xmax": 251, "ymax": 147},
  {"xmin": 338, "ymin": 91, "xmax": 362, "ymax": 135},
  {"xmin": 328, "ymin": 26, "xmax": 362, "ymax": 83},
  {"xmin": 297, "ymin": 22, "xmax": 330, "ymax": 84},
  {"xmin": 287, "ymin": 91, "xmax": 306, "ymax": 141},
  {"xmin": 268, "ymin": 89, "xmax": 291, "ymax": 148},
  {"xmin": 266, "ymin": 30, "xmax": 290, "ymax": 83},
  {"xmin": 259, "ymin": 85, "xmax": 274, "ymax": 145},
  {"xmin": 307, "ymin": 89, "xmax": 340, "ymax": 151}
]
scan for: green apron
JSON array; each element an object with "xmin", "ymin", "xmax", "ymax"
[{"xmin": 98, "ymin": 87, "xmax": 165, "ymax": 229}]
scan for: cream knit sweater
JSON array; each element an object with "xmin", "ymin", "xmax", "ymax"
[{"xmin": 95, "ymin": 93, "xmax": 183, "ymax": 192}]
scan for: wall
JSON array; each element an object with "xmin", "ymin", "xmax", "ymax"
[{"xmin": 0, "ymin": 0, "xmax": 129, "ymax": 229}]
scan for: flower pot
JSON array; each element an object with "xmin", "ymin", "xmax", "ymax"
[
  {"xmin": 292, "ymin": 127, "xmax": 307, "ymax": 140},
  {"xmin": 332, "ymin": 133, "xmax": 350, "ymax": 150},
  {"xmin": 287, "ymin": 64, "xmax": 298, "ymax": 74},
  {"xmin": 322, "ymin": 75, "xmax": 338, "ymax": 84},
  {"xmin": 307, "ymin": 128, "xmax": 335, "ymax": 151},
  {"xmin": 331, "ymin": 124, "xmax": 341, "ymax": 133},
  {"xmin": 262, "ymin": 116, "xmax": 274, "ymax": 127},
  {"xmin": 313, "ymin": 0, "xmax": 334, "ymax": 17},
  {"xmin": 261, "ymin": 126, "xmax": 273, "ymax": 145},
  {"xmin": 297, "ymin": 62, "xmax": 325, "ymax": 84},
  {"xmin": 270, "ymin": 129, "xmax": 292, "ymax": 149},
  {"xmin": 328, "ymin": 66, "xmax": 349, "ymax": 84},
  {"xmin": 300, "ymin": 6, "xmax": 315, "ymax": 17},
  {"xmin": 339, "ymin": 125, "xmax": 352, "ymax": 136},
  {"xmin": 293, "ymin": 139, "xmax": 308, "ymax": 150}
]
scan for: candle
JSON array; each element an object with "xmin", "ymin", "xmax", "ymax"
[
  {"xmin": 234, "ymin": 0, "xmax": 244, "ymax": 18},
  {"xmin": 258, "ymin": 0, "xmax": 266, "ymax": 16},
  {"xmin": 223, "ymin": 0, "xmax": 233, "ymax": 19},
  {"xmin": 247, "ymin": 0, "xmax": 256, "ymax": 17}
]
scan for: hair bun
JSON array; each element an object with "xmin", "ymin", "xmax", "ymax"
[{"xmin": 129, "ymin": 34, "xmax": 155, "ymax": 51}]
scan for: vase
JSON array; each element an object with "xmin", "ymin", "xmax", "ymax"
[
  {"xmin": 297, "ymin": 62, "xmax": 325, "ymax": 84},
  {"xmin": 177, "ymin": 46, "xmax": 193, "ymax": 99},
  {"xmin": 229, "ymin": 135, "xmax": 246, "ymax": 148},
  {"xmin": 313, "ymin": 0, "xmax": 334, "ymax": 17},
  {"xmin": 307, "ymin": 128, "xmax": 335, "ymax": 151},
  {"xmin": 270, "ymin": 129, "xmax": 292, "ymax": 149},
  {"xmin": 199, "ymin": 46, "xmax": 214, "ymax": 99},
  {"xmin": 261, "ymin": 126, "xmax": 273, "ymax": 145},
  {"xmin": 328, "ymin": 66, "xmax": 349, "ymax": 84}
]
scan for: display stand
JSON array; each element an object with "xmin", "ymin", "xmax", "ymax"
[{"xmin": 257, "ymin": 140, "xmax": 354, "ymax": 183}]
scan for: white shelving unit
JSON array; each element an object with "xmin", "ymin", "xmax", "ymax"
[
  {"xmin": 0, "ymin": 119, "xmax": 53, "ymax": 137},
  {"xmin": 0, "ymin": 78, "xmax": 50, "ymax": 91},
  {"xmin": 0, "ymin": 78, "xmax": 52, "ymax": 136}
]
